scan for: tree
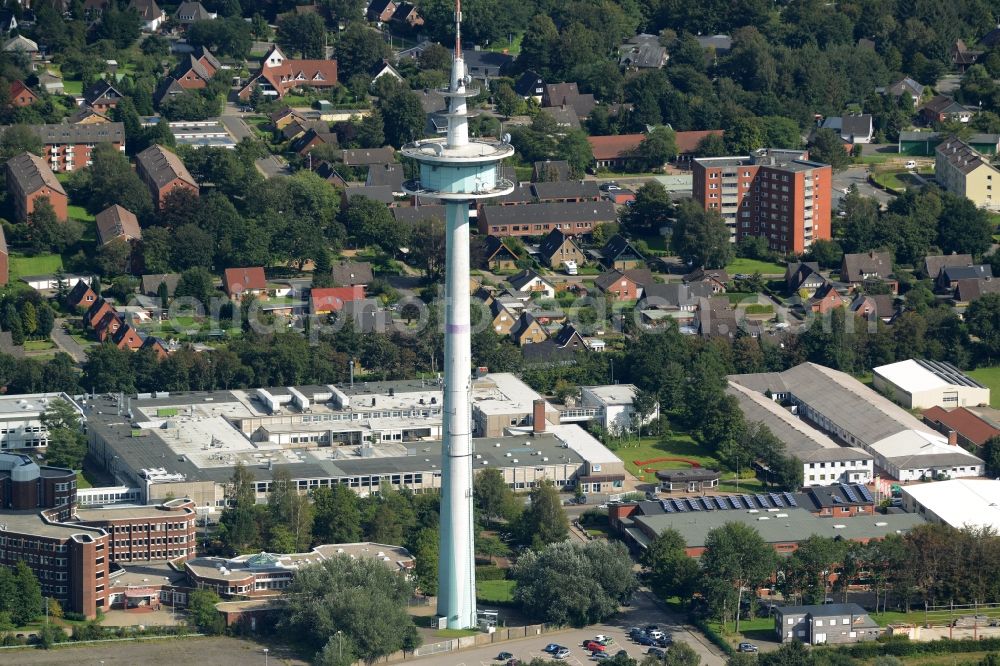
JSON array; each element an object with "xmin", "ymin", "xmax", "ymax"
[
  {"xmin": 74, "ymin": 143, "xmax": 153, "ymax": 218},
  {"xmin": 700, "ymin": 522, "xmax": 776, "ymax": 631},
  {"xmin": 174, "ymin": 267, "xmax": 216, "ymax": 309},
  {"xmin": 219, "ymin": 462, "xmax": 259, "ymax": 553},
  {"xmin": 966, "ymin": 293, "xmax": 1000, "ymax": 364},
  {"xmin": 621, "ymin": 181, "xmax": 672, "ymax": 236},
  {"xmin": 277, "ymin": 13, "xmax": 326, "ymax": 59},
  {"xmin": 695, "ymin": 133, "xmax": 728, "ymax": 157},
  {"xmin": 20, "ymin": 302, "xmax": 37, "ymax": 337},
  {"xmin": 267, "ymin": 467, "xmax": 314, "ymax": 552},
  {"xmin": 357, "ymin": 109, "xmax": 386, "ymax": 148},
  {"xmin": 670, "ymin": 200, "xmax": 733, "ymax": 269},
  {"xmin": 807, "ymin": 127, "xmax": 851, "ymax": 171},
  {"xmin": 642, "ymin": 527, "xmax": 699, "ymax": 600},
  {"xmin": 412, "ymin": 527, "xmax": 439, "ymax": 595},
  {"xmin": 278, "ymin": 555, "xmax": 420, "ymax": 662},
  {"xmin": 1, "ymin": 124, "xmax": 43, "ymax": 159},
  {"xmin": 409, "ymin": 218, "xmax": 446, "ymax": 279},
  {"xmin": 937, "ymin": 193, "xmax": 994, "ymax": 257},
  {"xmin": 24, "ymin": 198, "xmax": 83, "ymax": 254},
  {"xmin": 662, "ymin": 642, "xmax": 701, "ymax": 666},
  {"xmin": 379, "ymin": 84, "xmax": 425, "ymax": 147},
  {"xmin": 337, "ymin": 23, "xmax": 391, "ymax": 81},
  {"xmin": 11, "ymin": 561, "xmax": 43, "ymax": 626},
  {"xmin": 807, "ymin": 239, "xmax": 843, "ymax": 268},
  {"xmin": 636, "ymin": 126, "xmax": 677, "ymax": 170},
  {"xmin": 557, "ymin": 130, "xmax": 594, "ymax": 178},
  {"xmin": 983, "ymin": 436, "xmax": 1000, "ymax": 478},
  {"xmin": 41, "ymin": 399, "xmax": 86, "ymax": 469},
  {"xmin": 171, "ymin": 224, "xmax": 215, "ymax": 270},
  {"xmin": 494, "ymin": 82, "xmax": 522, "ymax": 118},
  {"xmin": 476, "ymin": 532, "xmax": 511, "ymax": 565},
  {"xmin": 36, "ymin": 303, "xmax": 55, "ymax": 338},
  {"xmin": 519, "ymin": 481, "xmax": 568, "ymax": 549},
  {"xmin": 631, "ymin": 389, "xmax": 658, "ymax": 439},
  {"xmin": 513, "ymin": 540, "xmax": 638, "ymax": 626},
  {"xmin": 187, "ymin": 588, "xmax": 225, "ymax": 634},
  {"xmin": 311, "ymin": 484, "xmax": 363, "ymax": 544},
  {"xmin": 474, "ymin": 467, "xmax": 519, "ymax": 528},
  {"xmin": 341, "ymin": 195, "xmax": 407, "ymax": 253}
]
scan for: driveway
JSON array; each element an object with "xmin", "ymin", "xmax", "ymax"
[
  {"xmin": 408, "ymin": 588, "xmax": 725, "ymax": 666},
  {"xmin": 831, "ymin": 165, "xmax": 895, "ymax": 208},
  {"xmin": 220, "ymin": 114, "xmax": 253, "ymax": 141},
  {"xmin": 51, "ymin": 318, "xmax": 88, "ymax": 363}
]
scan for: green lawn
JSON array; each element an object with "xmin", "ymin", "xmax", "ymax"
[
  {"xmin": 476, "ymin": 579, "xmax": 515, "ymax": 603},
  {"xmin": 615, "ymin": 434, "xmax": 722, "ymax": 483},
  {"xmin": 726, "ymin": 258, "xmax": 786, "ymax": 275},
  {"xmin": 486, "ymin": 32, "xmax": 523, "ymax": 56},
  {"xmin": 967, "ymin": 367, "xmax": 1000, "ymax": 408},
  {"xmin": 23, "ymin": 340, "xmax": 55, "ymax": 351},
  {"xmin": 281, "ymin": 94, "xmax": 311, "ymax": 107},
  {"xmin": 9, "ymin": 253, "xmax": 64, "ymax": 279},
  {"xmin": 68, "ymin": 204, "xmax": 95, "ymax": 222},
  {"xmin": 63, "ymin": 79, "xmax": 83, "ymax": 95},
  {"xmin": 435, "ymin": 628, "xmax": 479, "ymax": 638},
  {"xmin": 871, "ymin": 606, "xmax": 1000, "ymax": 627},
  {"xmin": 76, "ymin": 472, "xmax": 92, "ymax": 489},
  {"xmin": 70, "ymin": 334, "xmax": 95, "ymax": 346}
]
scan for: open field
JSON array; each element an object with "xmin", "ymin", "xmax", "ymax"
[
  {"xmin": 0, "ymin": 635, "xmax": 304, "ymax": 665},
  {"xmin": 10, "ymin": 254, "xmax": 64, "ymax": 279},
  {"xmin": 968, "ymin": 367, "xmax": 1000, "ymax": 408},
  {"xmin": 68, "ymin": 205, "xmax": 95, "ymax": 222},
  {"xmin": 615, "ymin": 434, "xmax": 765, "ymax": 492},
  {"xmin": 725, "ymin": 258, "xmax": 785, "ymax": 275},
  {"xmin": 477, "ymin": 579, "xmax": 515, "ymax": 604}
]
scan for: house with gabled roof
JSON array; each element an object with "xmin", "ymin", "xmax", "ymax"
[
  {"xmin": 478, "ymin": 201, "xmax": 617, "ymax": 237},
  {"xmin": 597, "ymin": 234, "xmax": 644, "ymax": 271},
  {"xmin": 808, "ymin": 283, "xmax": 845, "ymax": 314},
  {"xmin": 331, "ymin": 261, "xmax": 374, "ymax": 287},
  {"xmin": 3, "ymin": 35, "xmax": 37, "ymax": 56},
  {"xmin": 841, "ymin": 251, "xmax": 895, "ymax": 293},
  {"xmin": 130, "ymin": 0, "xmax": 166, "ymax": 31},
  {"xmin": 223, "ymin": 267, "xmax": 267, "ymax": 301},
  {"xmin": 95, "ymin": 205, "xmax": 142, "ymax": 246},
  {"xmin": 510, "ymin": 312, "xmax": 549, "ymax": 346},
  {"xmin": 141, "ymin": 273, "xmax": 181, "ymax": 297},
  {"xmin": 136, "ymin": 144, "xmax": 199, "ymax": 209},
  {"xmin": 174, "ymin": 1, "xmax": 216, "ymax": 24},
  {"xmin": 880, "ymin": 77, "xmax": 924, "ymax": 105},
  {"xmin": 366, "ymin": 0, "xmax": 396, "ymax": 22},
  {"xmin": 785, "ymin": 261, "xmax": 825, "ymax": 296},
  {"xmin": 94, "ymin": 310, "xmax": 124, "ymax": 342},
  {"xmin": 683, "ymin": 267, "xmax": 729, "ymax": 293},
  {"xmin": 141, "ymin": 336, "xmax": 170, "ymax": 359},
  {"xmin": 848, "ymin": 293, "xmax": 897, "ymax": 324},
  {"xmin": 66, "ymin": 280, "xmax": 98, "ymax": 310},
  {"xmin": 595, "ymin": 268, "xmax": 652, "ymax": 301},
  {"xmin": 69, "ymin": 107, "xmax": 110, "ymax": 125},
  {"xmin": 171, "ymin": 46, "xmax": 221, "ymax": 90},
  {"xmin": 953, "ymin": 276, "xmax": 1000, "ymax": 304},
  {"xmin": 84, "ymin": 298, "xmax": 116, "ymax": 329},
  {"xmin": 542, "ymin": 82, "xmax": 596, "ymax": 119},
  {"xmin": 820, "ymin": 114, "xmax": 874, "ymax": 144},
  {"xmin": 618, "ymin": 34, "xmax": 668, "ymax": 70},
  {"xmin": 389, "ymin": 1, "xmax": 423, "ymax": 27},
  {"xmin": 342, "ymin": 146, "xmax": 396, "ymax": 166},
  {"xmin": 514, "ymin": 71, "xmax": 545, "ymax": 102},
  {"xmin": 552, "ymin": 323, "xmax": 588, "ymax": 350},
  {"xmin": 488, "ymin": 299, "xmax": 517, "ymax": 335},
  {"xmin": 6, "ymin": 152, "xmax": 67, "ymax": 223},
  {"xmin": 481, "ymin": 236, "xmax": 519, "ymax": 271},
  {"xmin": 237, "ymin": 45, "xmax": 337, "ymax": 100},
  {"xmin": 937, "ymin": 264, "xmax": 992, "ymax": 292},
  {"xmin": 310, "ymin": 286, "xmax": 365, "ymax": 314},
  {"xmin": 924, "ymin": 253, "xmax": 974, "ymax": 279},
  {"xmin": 508, "ymin": 270, "xmax": 555, "ymax": 300},
  {"xmin": 112, "ymin": 324, "xmax": 144, "ymax": 351},
  {"xmin": 532, "ymin": 181, "xmax": 599, "ymax": 203},
  {"xmin": 9, "ymin": 80, "xmax": 36, "ymax": 108},
  {"xmin": 952, "ymin": 39, "xmax": 982, "ymax": 72},
  {"xmin": 922, "ymin": 96, "xmax": 975, "ymax": 124},
  {"xmin": 537, "ymin": 228, "xmax": 585, "ymax": 269},
  {"xmin": 82, "ymin": 79, "xmax": 123, "ymax": 113}
]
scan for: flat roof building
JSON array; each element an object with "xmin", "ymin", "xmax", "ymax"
[
  {"xmin": 899, "ymin": 479, "xmax": 1000, "ymax": 530},
  {"xmin": 873, "ymin": 359, "xmax": 990, "ymax": 410}
]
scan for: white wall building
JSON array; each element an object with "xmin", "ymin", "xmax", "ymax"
[
  {"xmin": 868, "ymin": 429, "xmax": 983, "ymax": 481},
  {"xmin": 900, "ymin": 479, "xmax": 1000, "ymax": 529},
  {"xmin": 0, "ymin": 393, "xmax": 84, "ymax": 451},
  {"xmin": 580, "ymin": 384, "xmax": 659, "ymax": 435},
  {"xmin": 873, "ymin": 359, "xmax": 990, "ymax": 410}
]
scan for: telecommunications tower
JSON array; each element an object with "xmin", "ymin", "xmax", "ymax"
[{"xmin": 400, "ymin": 0, "xmax": 514, "ymax": 630}]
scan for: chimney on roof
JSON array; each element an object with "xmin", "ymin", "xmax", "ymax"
[
  {"xmin": 533, "ymin": 398, "xmax": 546, "ymax": 434},
  {"xmin": 948, "ymin": 430, "xmax": 958, "ymax": 446}
]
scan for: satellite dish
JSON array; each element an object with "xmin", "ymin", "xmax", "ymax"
[{"xmin": 502, "ymin": 133, "xmax": 511, "ymax": 144}]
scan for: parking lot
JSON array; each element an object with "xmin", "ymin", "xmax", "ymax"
[{"xmin": 409, "ymin": 589, "xmax": 726, "ymax": 666}]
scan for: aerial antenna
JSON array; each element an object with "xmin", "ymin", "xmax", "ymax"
[{"xmin": 454, "ymin": 0, "xmax": 462, "ymax": 59}]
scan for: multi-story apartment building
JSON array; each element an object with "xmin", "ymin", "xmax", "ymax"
[
  {"xmin": 6, "ymin": 152, "xmax": 68, "ymax": 222},
  {"xmin": 29, "ymin": 122, "xmax": 126, "ymax": 172},
  {"xmin": 935, "ymin": 135, "xmax": 1000, "ymax": 210},
  {"xmin": 692, "ymin": 148, "xmax": 832, "ymax": 254}
]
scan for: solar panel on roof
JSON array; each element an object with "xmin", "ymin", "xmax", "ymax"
[
  {"xmin": 688, "ymin": 498, "xmax": 701, "ymax": 511},
  {"xmin": 755, "ymin": 494, "xmax": 770, "ymax": 508},
  {"xmin": 742, "ymin": 494, "xmax": 756, "ymax": 508},
  {"xmin": 770, "ymin": 492, "xmax": 785, "ymax": 507},
  {"xmin": 701, "ymin": 498, "xmax": 714, "ymax": 510},
  {"xmin": 730, "ymin": 496, "xmax": 743, "ymax": 509},
  {"xmin": 784, "ymin": 492, "xmax": 798, "ymax": 507},
  {"xmin": 842, "ymin": 485, "xmax": 859, "ymax": 503},
  {"xmin": 857, "ymin": 485, "xmax": 874, "ymax": 502},
  {"xmin": 662, "ymin": 501, "xmax": 675, "ymax": 513},
  {"xmin": 674, "ymin": 499, "xmax": 687, "ymax": 512},
  {"xmin": 715, "ymin": 497, "xmax": 728, "ymax": 510}
]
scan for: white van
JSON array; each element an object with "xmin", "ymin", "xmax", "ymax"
[{"xmin": 563, "ymin": 260, "xmax": 578, "ymax": 275}]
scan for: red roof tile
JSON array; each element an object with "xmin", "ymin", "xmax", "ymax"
[{"xmin": 923, "ymin": 406, "xmax": 1000, "ymax": 447}]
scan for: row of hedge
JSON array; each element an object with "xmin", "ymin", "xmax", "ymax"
[
  {"xmin": 690, "ymin": 614, "xmax": 735, "ymax": 657},
  {"xmin": 834, "ymin": 636, "xmax": 1000, "ymax": 659}
]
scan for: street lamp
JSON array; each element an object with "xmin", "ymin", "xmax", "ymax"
[
  {"xmin": 336, "ymin": 630, "xmax": 343, "ymax": 660},
  {"xmin": 263, "ymin": 648, "xmax": 269, "ymax": 666}
]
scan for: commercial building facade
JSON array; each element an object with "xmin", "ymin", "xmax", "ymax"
[
  {"xmin": 775, "ymin": 604, "xmax": 880, "ymax": 645},
  {"xmin": 873, "ymin": 359, "xmax": 991, "ymax": 409},
  {"xmin": 692, "ymin": 149, "xmax": 832, "ymax": 254}
]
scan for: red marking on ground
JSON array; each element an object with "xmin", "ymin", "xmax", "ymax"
[{"xmin": 635, "ymin": 457, "xmax": 702, "ymax": 473}]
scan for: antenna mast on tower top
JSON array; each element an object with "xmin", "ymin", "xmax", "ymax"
[{"xmin": 454, "ymin": 0, "xmax": 462, "ymax": 59}]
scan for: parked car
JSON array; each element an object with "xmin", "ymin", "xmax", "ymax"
[
  {"xmin": 544, "ymin": 644, "xmax": 563, "ymax": 654},
  {"xmin": 648, "ymin": 630, "xmax": 666, "ymax": 641},
  {"xmin": 655, "ymin": 635, "xmax": 673, "ymax": 647},
  {"xmin": 592, "ymin": 653, "xmax": 610, "ymax": 661},
  {"xmin": 583, "ymin": 640, "xmax": 606, "ymax": 652},
  {"xmin": 496, "ymin": 652, "xmax": 514, "ymax": 661},
  {"xmin": 555, "ymin": 648, "xmax": 572, "ymax": 659},
  {"xmin": 563, "ymin": 260, "xmax": 578, "ymax": 276},
  {"xmin": 635, "ymin": 635, "xmax": 655, "ymax": 646},
  {"xmin": 739, "ymin": 643, "xmax": 759, "ymax": 653},
  {"xmin": 647, "ymin": 647, "xmax": 666, "ymax": 658},
  {"xmin": 615, "ymin": 650, "xmax": 630, "ymax": 658}
]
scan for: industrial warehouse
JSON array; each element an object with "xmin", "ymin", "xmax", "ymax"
[{"xmin": 84, "ymin": 373, "xmax": 627, "ymax": 509}]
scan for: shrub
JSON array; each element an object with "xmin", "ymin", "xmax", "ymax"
[{"xmin": 475, "ymin": 565, "xmax": 507, "ymax": 581}]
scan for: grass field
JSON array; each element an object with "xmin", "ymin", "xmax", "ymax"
[
  {"xmin": 725, "ymin": 258, "xmax": 786, "ymax": 275},
  {"xmin": 435, "ymin": 628, "xmax": 480, "ymax": 638},
  {"xmin": 68, "ymin": 204, "xmax": 95, "ymax": 222},
  {"xmin": 614, "ymin": 434, "xmax": 722, "ymax": 483},
  {"xmin": 63, "ymin": 79, "xmax": 83, "ymax": 95},
  {"xmin": 76, "ymin": 472, "xmax": 92, "ymax": 489},
  {"xmin": 476, "ymin": 579, "xmax": 515, "ymax": 604},
  {"xmin": 486, "ymin": 32, "xmax": 523, "ymax": 56},
  {"xmin": 871, "ymin": 605, "xmax": 1000, "ymax": 627},
  {"xmin": 968, "ymin": 367, "xmax": 1000, "ymax": 408},
  {"xmin": 23, "ymin": 340, "xmax": 55, "ymax": 351},
  {"xmin": 10, "ymin": 253, "xmax": 63, "ymax": 279}
]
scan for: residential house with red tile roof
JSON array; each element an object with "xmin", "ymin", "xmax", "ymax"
[
  {"xmin": 9, "ymin": 80, "xmax": 36, "ymax": 107},
  {"xmin": 237, "ymin": 45, "xmax": 337, "ymax": 100},
  {"xmin": 310, "ymin": 286, "xmax": 365, "ymax": 314},
  {"xmin": 223, "ymin": 267, "xmax": 268, "ymax": 301},
  {"xmin": 65, "ymin": 279, "xmax": 97, "ymax": 310},
  {"xmin": 95, "ymin": 205, "xmax": 142, "ymax": 245},
  {"xmin": 112, "ymin": 324, "xmax": 144, "ymax": 351},
  {"xmin": 922, "ymin": 406, "xmax": 1000, "ymax": 448}
]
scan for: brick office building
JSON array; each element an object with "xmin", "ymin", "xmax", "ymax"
[
  {"xmin": 692, "ymin": 148, "xmax": 832, "ymax": 254},
  {"xmin": 0, "ymin": 453, "xmax": 198, "ymax": 618}
]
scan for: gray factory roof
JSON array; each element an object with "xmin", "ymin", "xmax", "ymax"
[
  {"xmin": 729, "ymin": 363, "xmax": 931, "ymax": 447},
  {"xmin": 726, "ymin": 381, "xmax": 872, "ymax": 463},
  {"xmin": 634, "ymin": 507, "xmax": 925, "ymax": 549}
]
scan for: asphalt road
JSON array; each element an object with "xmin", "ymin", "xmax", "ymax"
[
  {"xmin": 831, "ymin": 165, "xmax": 895, "ymax": 208},
  {"xmin": 51, "ymin": 318, "xmax": 88, "ymax": 363},
  {"xmin": 408, "ymin": 589, "xmax": 725, "ymax": 666}
]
